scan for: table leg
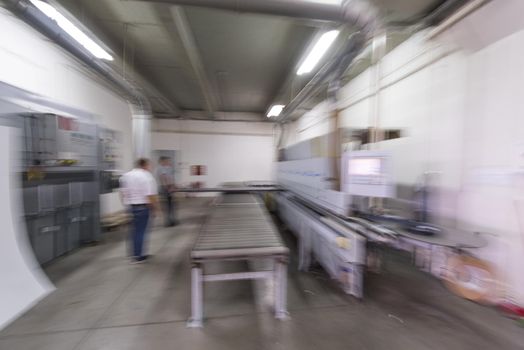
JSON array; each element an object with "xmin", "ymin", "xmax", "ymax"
[
  {"xmin": 187, "ymin": 264, "xmax": 203, "ymax": 328},
  {"xmin": 274, "ymin": 259, "xmax": 288, "ymax": 319}
]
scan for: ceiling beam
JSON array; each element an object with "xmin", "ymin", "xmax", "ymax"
[
  {"xmin": 170, "ymin": 6, "xmax": 218, "ymax": 117},
  {"xmin": 155, "ymin": 116, "xmax": 274, "ymax": 123},
  {"xmin": 156, "ymin": 110, "xmax": 268, "ymax": 122}
]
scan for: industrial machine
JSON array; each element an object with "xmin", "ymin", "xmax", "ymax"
[
  {"xmin": 275, "ymin": 192, "xmax": 366, "ymax": 297},
  {"xmin": 274, "ymin": 136, "xmax": 389, "ymax": 297},
  {"xmin": 275, "ymin": 135, "xmax": 490, "ymax": 301},
  {"xmin": 0, "ymin": 113, "xmax": 120, "ymax": 265}
]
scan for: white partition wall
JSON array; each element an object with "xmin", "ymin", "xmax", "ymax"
[{"xmin": 0, "ymin": 126, "xmax": 54, "ymax": 330}]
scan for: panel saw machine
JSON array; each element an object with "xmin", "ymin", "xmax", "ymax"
[{"xmin": 274, "ymin": 144, "xmax": 396, "ymax": 298}]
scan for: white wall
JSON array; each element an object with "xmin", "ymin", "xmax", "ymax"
[
  {"xmin": 152, "ymin": 119, "xmax": 276, "ymax": 189},
  {"xmin": 454, "ymin": 27, "xmax": 524, "ymax": 305},
  {"xmin": 286, "ymin": 0, "xmax": 524, "ymax": 304},
  {"xmin": 0, "ymin": 7, "xmax": 134, "ymax": 214}
]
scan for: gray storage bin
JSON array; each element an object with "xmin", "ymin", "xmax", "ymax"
[
  {"xmin": 23, "ymin": 187, "xmax": 39, "ymax": 215},
  {"xmin": 69, "ymin": 182, "xmax": 83, "ymax": 206},
  {"xmin": 38, "ymin": 185, "xmax": 54, "ymax": 212},
  {"xmin": 67, "ymin": 207, "xmax": 81, "ymax": 251},
  {"xmin": 54, "ymin": 184, "xmax": 70, "ymax": 208},
  {"xmin": 81, "ymin": 182, "xmax": 97, "ymax": 202},
  {"xmin": 54, "ymin": 210, "xmax": 68, "ymax": 257},
  {"xmin": 28, "ymin": 214, "xmax": 57, "ymax": 265},
  {"xmin": 80, "ymin": 203, "xmax": 96, "ymax": 243}
]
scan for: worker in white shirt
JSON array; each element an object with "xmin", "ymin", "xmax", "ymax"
[{"xmin": 119, "ymin": 158, "xmax": 159, "ymax": 263}]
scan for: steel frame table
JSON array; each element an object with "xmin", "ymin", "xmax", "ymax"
[{"xmin": 187, "ymin": 194, "xmax": 289, "ymax": 328}]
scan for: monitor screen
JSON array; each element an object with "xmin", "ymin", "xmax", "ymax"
[
  {"xmin": 341, "ymin": 151, "xmax": 394, "ymax": 198},
  {"xmin": 348, "ymin": 158, "xmax": 382, "ymax": 176}
]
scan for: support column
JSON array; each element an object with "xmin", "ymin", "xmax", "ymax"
[{"xmin": 132, "ymin": 112, "xmax": 151, "ymax": 159}]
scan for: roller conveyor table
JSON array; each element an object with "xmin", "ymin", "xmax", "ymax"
[{"xmin": 187, "ymin": 193, "xmax": 289, "ymax": 327}]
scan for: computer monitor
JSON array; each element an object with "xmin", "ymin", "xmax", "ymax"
[{"xmin": 341, "ymin": 150, "xmax": 394, "ymax": 198}]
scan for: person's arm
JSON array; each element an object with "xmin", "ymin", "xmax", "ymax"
[
  {"xmin": 148, "ymin": 194, "xmax": 160, "ymax": 216},
  {"xmin": 147, "ymin": 173, "xmax": 160, "ymax": 215}
]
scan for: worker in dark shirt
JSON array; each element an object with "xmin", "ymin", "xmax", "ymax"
[{"xmin": 157, "ymin": 156, "xmax": 177, "ymax": 227}]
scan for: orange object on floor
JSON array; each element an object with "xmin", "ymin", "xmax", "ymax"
[{"xmin": 443, "ymin": 254, "xmax": 496, "ymax": 304}]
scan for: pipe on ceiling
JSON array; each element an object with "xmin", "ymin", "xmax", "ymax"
[
  {"xmin": 426, "ymin": 0, "xmax": 490, "ymax": 39},
  {"xmin": 388, "ymin": 0, "xmax": 469, "ymax": 28},
  {"xmin": 7, "ymin": 0, "xmax": 157, "ymax": 158},
  {"xmin": 128, "ymin": 0, "xmax": 378, "ymax": 32}
]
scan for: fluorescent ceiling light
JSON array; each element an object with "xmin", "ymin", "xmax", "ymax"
[
  {"xmin": 297, "ymin": 30, "xmax": 339, "ymax": 76},
  {"xmin": 30, "ymin": 0, "xmax": 113, "ymax": 61},
  {"xmin": 267, "ymin": 105, "xmax": 285, "ymax": 118}
]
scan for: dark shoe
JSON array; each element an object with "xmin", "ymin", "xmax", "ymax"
[{"xmin": 130, "ymin": 256, "xmax": 146, "ymax": 264}]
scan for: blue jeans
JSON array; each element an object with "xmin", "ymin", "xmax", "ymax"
[{"xmin": 130, "ymin": 206, "xmax": 150, "ymax": 258}]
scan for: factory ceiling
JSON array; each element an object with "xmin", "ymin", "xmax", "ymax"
[{"xmin": 53, "ymin": 0, "xmax": 459, "ymax": 121}]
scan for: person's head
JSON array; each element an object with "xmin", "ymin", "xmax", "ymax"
[{"xmin": 136, "ymin": 158, "xmax": 150, "ymax": 171}]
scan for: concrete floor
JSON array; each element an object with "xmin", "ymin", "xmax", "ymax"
[{"xmin": 1, "ymin": 198, "xmax": 523, "ymax": 350}]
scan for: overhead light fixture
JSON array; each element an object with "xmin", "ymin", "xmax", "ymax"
[
  {"xmin": 297, "ymin": 30, "xmax": 339, "ymax": 76},
  {"xmin": 267, "ymin": 104, "xmax": 285, "ymax": 118},
  {"xmin": 29, "ymin": 0, "xmax": 114, "ymax": 61}
]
